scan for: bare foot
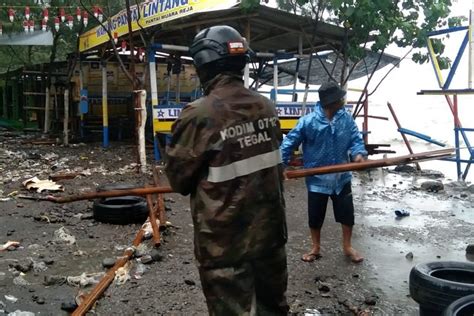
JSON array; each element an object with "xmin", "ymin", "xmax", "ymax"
[
  {"xmin": 344, "ymin": 247, "xmax": 364, "ymax": 263},
  {"xmin": 301, "ymin": 246, "xmax": 321, "ymax": 262},
  {"xmin": 301, "ymin": 252, "xmax": 322, "ymax": 262}
]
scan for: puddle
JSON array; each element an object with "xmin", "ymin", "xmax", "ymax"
[
  {"xmin": 356, "ymin": 190, "xmax": 474, "ymax": 225},
  {"xmin": 356, "ymin": 237, "xmax": 470, "ymax": 308},
  {"xmin": 361, "ymin": 213, "xmax": 446, "ymax": 229}
]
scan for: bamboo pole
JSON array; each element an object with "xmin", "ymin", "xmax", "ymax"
[
  {"xmin": 153, "ymin": 167, "xmax": 167, "ymax": 228},
  {"xmin": 72, "ymin": 224, "xmax": 146, "ymax": 316},
  {"xmin": 38, "ymin": 149, "xmax": 454, "ymax": 204},
  {"xmin": 145, "ymin": 190, "xmax": 161, "ymax": 247},
  {"xmin": 286, "ymin": 148, "xmax": 454, "ymax": 179}
]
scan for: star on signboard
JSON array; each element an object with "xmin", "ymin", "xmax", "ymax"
[
  {"xmin": 157, "ymin": 110, "xmax": 165, "ymax": 118},
  {"xmin": 277, "ymin": 108, "xmax": 282, "ymax": 115}
]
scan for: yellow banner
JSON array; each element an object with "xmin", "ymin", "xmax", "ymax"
[{"xmin": 79, "ymin": 0, "xmax": 239, "ymax": 52}]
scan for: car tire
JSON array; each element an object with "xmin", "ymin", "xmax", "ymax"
[
  {"xmin": 443, "ymin": 294, "xmax": 474, "ymax": 316},
  {"xmin": 93, "ymin": 196, "xmax": 148, "ymax": 225},
  {"xmin": 409, "ymin": 261, "xmax": 474, "ymax": 315}
]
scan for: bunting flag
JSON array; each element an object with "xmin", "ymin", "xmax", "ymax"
[{"xmin": 0, "ymin": 4, "xmax": 103, "ymax": 35}]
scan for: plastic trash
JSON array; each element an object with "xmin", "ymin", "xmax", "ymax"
[
  {"xmin": 4, "ymin": 295, "xmax": 18, "ymax": 303},
  {"xmin": 395, "ymin": 209, "xmax": 410, "ymax": 217},
  {"xmin": 7, "ymin": 310, "xmax": 35, "ymax": 316},
  {"xmin": 133, "ymin": 262, "xmax": 147, "ymax": 280}
]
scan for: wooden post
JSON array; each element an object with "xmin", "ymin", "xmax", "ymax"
[
  {"xmin": 52, "ymin": 84, "xmax": 59, "ymax": 121},
  {"xmin": 79, "ymin": 63, "xmax": 85, "ymax": 138},
  {"xmin": 12, "ymin": 81, "xmax": 19, "ymax": 120},
  {"xmin": 138, "ymin": 90, "xmax": 147, "ymax": 173},
  {"xmin": 43, "ymin": 87, "xmax": 50, "ymax": 133},
  {"xmin": 101, "ymin": 63, "xmax": 109, "ymax": 148},
  {"xmin": 2, "ymin": 71, "xmax": 8, "ymax": 118},
  {"xmin": 63, "ymin": 89, "xmax": 69, "ymax": 146}
]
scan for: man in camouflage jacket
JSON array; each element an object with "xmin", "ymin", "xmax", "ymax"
[{"xmin": 165, "ymin": 26, "xmax": 289, "ymax": 315}]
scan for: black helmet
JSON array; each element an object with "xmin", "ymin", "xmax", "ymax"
[{"xmin": 190, "ymin": 25, "xmax": 250, "ymax": 85}]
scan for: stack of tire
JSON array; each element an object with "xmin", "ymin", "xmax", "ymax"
[
  {"xmin": 92, "ymin": 183, "xmax": 149, "ymax": 225},
  {"xmin": 409, "ymin": 261, "xmax": 474, "ymax": 315}
]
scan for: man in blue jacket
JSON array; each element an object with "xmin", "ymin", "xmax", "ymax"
[{"xmin": 280, "ymin": 81, "xmax": 367, "ymax": 263}]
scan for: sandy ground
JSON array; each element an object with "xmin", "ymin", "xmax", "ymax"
[{"xmin": 0, "ymin": 134, "xmax": 473, "ymax": 315}]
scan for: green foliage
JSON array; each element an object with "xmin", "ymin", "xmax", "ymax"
[
  {"xmin": 0, "ymin": 0, "xmax": 125, "ymax": 73},
  {"xmin": 240, "ymin": 0, "xmax": 260, "ymax": 12},
  {"xmin": 276, "ymin": 0, "xmax": 463, "ymax": 71}
]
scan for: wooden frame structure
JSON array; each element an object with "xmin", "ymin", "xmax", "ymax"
[{"xmin": 418, "ymin": 24, "xmax": 474, "ymax": 180}]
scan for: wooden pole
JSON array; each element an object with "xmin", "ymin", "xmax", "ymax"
[
  {"xmin": 63, "ymin": 89, "xmax": 69, "ymax": 146},
  {"xmin": 43, "ymin": 87, "xmax": 50, "ymax": 133},
  {"xmin": 39, "ymin": 149, "xmax": 454, "ymax": 204},
  {"xmin": 153, "ymin": 167, "xmax": 167, "ymax": 227},
  {"xmin": 387, "ymin": 102, "xmax": 421, "ymax": 170},
  {"xmin": 145, "ymin": 192, "xmax": 161, "ymax": 247},
  {"xmin": 137, "ymin": 90, "xmax": 147, "ymax": 173},
  {"xmin": 47, "ymin": 186, "xmax": 174, "ymax": 204},
  {"xmin": 101, "ymin": 63, "xmax": 109, "ymax": 148}
]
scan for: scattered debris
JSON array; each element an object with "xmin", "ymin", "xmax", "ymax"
[
  {"xmin": 114, "ymin": 263, "xmax": 131, "ymax": 285},
  {"xmin": 4, "ymin": 295, "xmax": 18, "ymax": 303},
  {"xmin": 7, "ymin": 310, "xmax": 35, "ymax": 316},
  {"xmin": 420, "ymin": 180, "xmax": 444, "ymax": 192},
  {"xmin": 138, "ymin": 255, "xmax": 153, "ymax": 265},
  {"xmin": 32, "ymin": 295, "xmax": 45, "ymax": 305},
  {"xmin": 11, "ymin": 259, "xmax": 33, "ymax": 273},
  {"xmin": 22, "ymin": 176, "xmax": 64, "ymax": 193},
  {"xmin": 150, "ymin": 249, "xmax": 163, "ymax": 262},
  {"xmin": 102, "ymin": 258, "xmax": 116, "ymax": 269},
  {"xmin": 184, "ymin": 279, "xmax": 196, "ymax": 286},
  {"xmin": 53, "ymin": 227, "xmax": 76, "ymax": 245},
  {"xmin": 318, "ymin": 282, "xmax": 331, "ymax": 292},
  {"xmin": 13, "ymin": 275, "xmax": 30, "ymax": 287},
  {"xmin": 405, "ymin": 252, "xmax": 414, "ymax": 260},
  {"xmin": 67, "ymin": 272, "xmax": 104, "ymax": 288},
  {"xmin": 142, "ymin": 220, "xmax": 161, "ymax": 240},
  {"xmin": 132, "ymin": 262, "xmax": 147, "ymax": 280},
  {"xmin": 395, "ymin": 209, "xmax": 410, "ymax": 218},
  {"xmin": 393, "ymin": 165, "xmax": 417, "ymax": 173},
  {"xmin": 0, "ymin": 241, "xmax": 20, "ymax": 251},
  {"xmin": 49, "ymin": 170, "xmax": 91, "ymax": 181},
  {"xmin": 60, "ymin": 300, "xmax": 78, "ymax": 312},
  {"xmin": 304, "ymin": 308, "xmax": 322, "ymax": 316},
  {"xmin": 364, "ymin": 294, "xmax": 379, "ymax": 305},
  {"xmin": 468, "ymin": 185, "xmax": 474, "ymax": 193},
  {"xmin": 43, "ymin": 275, "xmax": 67, "ymax": 286}
]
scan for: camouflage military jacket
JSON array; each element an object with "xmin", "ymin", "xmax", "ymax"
[{"xmin": 165, "ymin": 74, "xmax": 287, "ymax": 268}]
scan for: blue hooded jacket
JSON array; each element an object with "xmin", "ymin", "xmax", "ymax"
[{"xmin": 280, "ymin": 102, "xmax": 367, "ymax": 195}]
